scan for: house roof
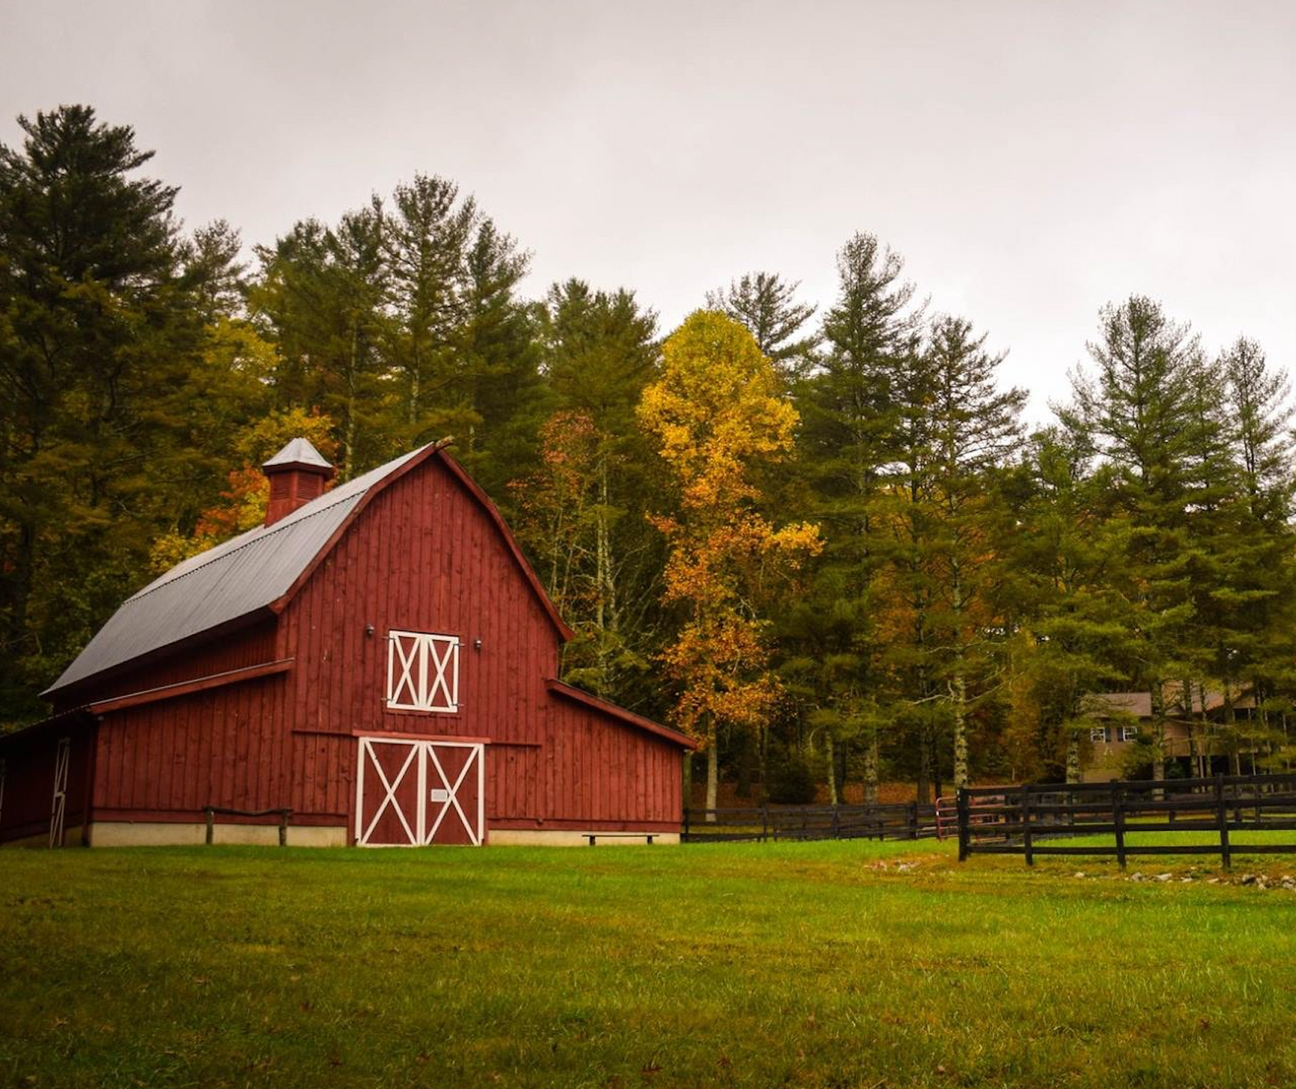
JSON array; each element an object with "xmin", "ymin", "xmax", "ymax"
[
  {"xmin": 1089, "ymin": 692, "xmax": 1153, "ymax": 718},
  {"xmin": 45, "ymin": 442, "xmax": 573, "ymax": 698},
  {"xmin": 1089, "ymin": 686, "xmax": 1255, "ymax": 719}
]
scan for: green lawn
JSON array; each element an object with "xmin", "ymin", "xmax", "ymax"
[{"xmin": 4, "ymin": 839, "xmax": 1296, "ymax": 1088}]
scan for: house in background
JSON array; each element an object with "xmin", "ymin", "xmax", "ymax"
[
  {"xmin": 0, "ymin": 439, "xmax": 694, "ymax": 848},
  {"xmin": 1084, "ymin": 687, "xmax": 1260, "ymax": 782}
]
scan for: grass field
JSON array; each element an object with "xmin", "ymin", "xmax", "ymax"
[{"xmin": 4, "ymin": 839, "xmax": 1296, "ymax": 1088}]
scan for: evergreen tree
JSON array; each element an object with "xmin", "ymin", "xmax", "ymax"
[
  {"xmin": 1000, "ymin": 430, "xmax": 1139, "ymax": 782},
  {"xmin": 252, "ymin": 204, "xmax": 392, "ymax": 479},
  {"xmin": 918, "ymin": 315, "xmax": 1026, "ymax": 788},
  {"xmin": 0, "ymin": 106, "xmax": 234, "ymax": 723},
  {"xmin": 792, "ymin": 232, "xmax": 924, "ymax": 801},
  {"xmin": 706, "ymin": 272, "xmax": 818, "ymax": 377},
  {"xmin": 383, "ymin": 174, "xmax": 476, "ymax": 441},
  {"xmin": 524, "ymin": 281, "xmax": 663, "ymax": 709},
  {"xmin": 1060, "ymin": 296, "xmax": 1204, "ymax": 779}
]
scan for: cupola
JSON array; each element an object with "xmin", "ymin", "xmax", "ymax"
[{"xmin": 262, "ymin": 438, "xmax": 334, "ymax": 526}]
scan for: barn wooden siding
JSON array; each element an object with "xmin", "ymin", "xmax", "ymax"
[
  {"xmin": 51, "ymin": 618, "xmax": 279, "ymax": 714},
  {"xmin": 0, "ymin": 724, "xmax": 95, "ymax": 844},
  {"xmin": 69, "ymin": 453, "xmax": 683, "ymax": 838}
]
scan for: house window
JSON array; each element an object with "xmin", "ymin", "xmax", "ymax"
[
  {"xmin": 1119, "ymin": 725, "xmax": 1139, "ymax": 743},
  {"xmin": 387, "ymin": 630, "xmax": 460, "ymax": 713},
  {"xmin": 1090, "ymin": 726, "xmax": 1110, "ymax": 743}
]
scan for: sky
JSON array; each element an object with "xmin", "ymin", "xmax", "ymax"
[{"xmin": 3, "ymin": 0, "xmax": 1293, "ymax": 421}]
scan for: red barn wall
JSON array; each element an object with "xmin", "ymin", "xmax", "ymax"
[
  {"xmin": 0, "ymin": 724, "xmax": 94, "ymax": 846},
  {"xmin": 50, "ymin": 453, "xmax": 683, "ymax": 844}
]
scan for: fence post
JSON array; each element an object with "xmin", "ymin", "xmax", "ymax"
[
  {"xmin": 761, "ymin": 804, "xmax": 769, "ymax": 844},
  {"xmin": 957, "ymin": 788, "xmax": 970, "ymax": 862},
  {"xmin": 1113, "ymin": 783, "xmax": 1127, "ymax": 870},
  {"xmin": 831, "ymin": 804, "xmax": 840, "ymax": 840},
  {"xmin": 908, "ymin": 800, "xmax": 918, "ymax": 840},
  {"xmin": 1021, "ymin": 784, "xmax": 1034, "ymax": 866},
  {"xmin": 278, "ymin": 810, "xmax": 288, "ymax": 847},
  {"xmin": 204, "ymin": 807, "xmax": 214, "ymax": 846},
  {"xmin": 683, "ymin": 806, "xmax": 690, "ymax": 844},
  {"xmin": 1215, "ymin": 773, "xmax": 1232, "ymax": 871}
]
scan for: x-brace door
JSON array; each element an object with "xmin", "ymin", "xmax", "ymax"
[
  {"xmin": 355, "ymin": 737, "xmax": 484, "ymax": 847},
  {"xmin": 424, "ymin": 742, "xmax": 484, "ymax": 846},
  {"xmin": 355, "ymin": 736, "xmax": 424, "ymax": 846}
]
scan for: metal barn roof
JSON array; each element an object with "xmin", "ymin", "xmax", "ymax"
[
  {"xmin": 44, "ymin": 444, "xmax": 431, "ymax": 697},
  {"xmin": 263, "ymin": 436, "xmax": 333, "ymax": 470}
]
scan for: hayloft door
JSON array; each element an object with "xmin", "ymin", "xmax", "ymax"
[{"xmin": 355, "ymin": 737, "xmax": 484, "ymax": 847}]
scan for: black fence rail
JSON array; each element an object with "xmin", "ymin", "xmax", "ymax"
[
  {"xmin": 203, "ymin": 805, "xmax": 293, "ymax": 846},
  {"xmin": 956, "ymin": 772, "xmax": 1296, "ymax": 868},
  {"xmin": 683, "ymin": 802, "xmax": 938, "ymax": 843}
]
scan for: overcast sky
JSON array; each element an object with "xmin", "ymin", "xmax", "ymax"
[{"xmin": 3, "ymin": 0, "xmax": 1293, "ymax": 420}]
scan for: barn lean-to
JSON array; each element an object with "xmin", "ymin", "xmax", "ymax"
[{"xmin": 0, "ymin": 439, "xmax": 694, "ymax": 848}]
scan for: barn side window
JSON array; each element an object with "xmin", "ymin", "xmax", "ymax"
[{"xmin": 387, "ymin": 630, "xmax": 460, "ymax": 713}]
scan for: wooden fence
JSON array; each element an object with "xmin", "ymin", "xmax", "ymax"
[
  {"xmin": 683, "ymin": 802, "xmax": 938, "ymax": 843},
  {"xmin": 956, "ymin": 772, "xmax": 1296, "ymax": 868}
]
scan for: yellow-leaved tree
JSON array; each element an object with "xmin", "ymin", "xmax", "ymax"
[{"xmin": 637, "ymin": 311, "xmax": 821, "ymax": 815}]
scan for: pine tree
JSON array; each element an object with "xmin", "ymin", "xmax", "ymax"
[
  {"xmin": 706, "ymin": 272, "xmax": 818, "ymax": 377},
  {"xmin": 793, "ymin": 232, "xmax": 924, "ymax": 800},
  {"xmin": 383, "ymin": 174, "xmax": 476, "ymax": 440},
  {"xmin": 0, "ymin": 106, "xmax": 230, "ymax": 723},
  {"xmin": 919, "ymin": 315, "xmax": 1026, "ymax": 788},
  {"xmin": 1216, "ymin": 339, "xmax": 1296, "ymax": 767},
  {"xmin": 1000, "ymin": 429, "xmax": 1140, "ymax": 782},
  {"xmin": 530, "ymin": 280, "xmax": 662, "ymax": 706},
  {"xmin": 252, "ymin": 203, "xmax": 392, "ymax": 479},
  {"xmin": 1060, "ymin": 296, "xmax": 1204, "ymax": 779}
]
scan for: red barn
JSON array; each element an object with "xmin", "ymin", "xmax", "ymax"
[{"xmin": 0, "ymin": 439, "xmax": 693, "ymax": 848}]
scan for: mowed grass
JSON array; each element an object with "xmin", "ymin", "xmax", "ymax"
[{"xmin": 4, "ymin": 839, "xmax": 1296, "ymax": 1088}]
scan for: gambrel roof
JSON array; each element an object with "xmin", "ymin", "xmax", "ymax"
[{"xmin": 45, "ymin": 442, "xmax": 573, "ymax": 698}]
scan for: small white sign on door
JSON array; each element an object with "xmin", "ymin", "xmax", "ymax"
[{"xmin": 430, "ymin": 788, "xmax": 450, "ymax": 803}]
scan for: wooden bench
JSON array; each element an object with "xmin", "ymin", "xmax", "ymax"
[{"xmin": 582, "ymin": 832, "xmax": 657, "ymax": 846}]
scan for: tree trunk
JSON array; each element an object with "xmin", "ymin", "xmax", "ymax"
[
  {"xmin": 682, "ymin": 751, "xmax": 693, "ymax": 816},
  {"xmin": 950, "ymin": 671, "xmax": 969, "ymax": 790},
  {"xmin": 344, "ymin": 319, "xmax": 359, "ymax": 481},
  {"xmin": 917, "ymin": 721, "xmax": 932, "ymax": 806},
  {"xmin": 1150, "ymin": 680, "xmax": 1166, "ymax": 787},
  {"xmin": 409, "ymin": 345, "xmax": 420, "ymax": 427},
  {"xmin": 931, "ymin": 729, "xmax": 942, "ymax": 801},
  {"xmin": 593, "ymin": 456, "xmax": 615, "ymax": 698},
  {"xmin": 705, "ymin": 720, "xmax": 718, "ymax": 819},
  {"xmin": 863, "ymin": 728, "xmax": 879, "ymax": 805},
  {"xmin": 1065, "ymin": 731, "xmax": 1081, "ymax": 784},
  {"xmin": 758, "ymin": 721, "xmax": 769, "ymax": 802},
  {"xmin": 824, "ymin": 732, "xmax": 838, "ymax": 806}
]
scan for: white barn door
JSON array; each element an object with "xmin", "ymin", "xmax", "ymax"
[{"xmin": 355, "ymin": 737, "xmax": 484, "ymax": 847}]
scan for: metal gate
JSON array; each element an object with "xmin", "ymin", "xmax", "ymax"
[{"xmin": 354, "ymin": 736, "xmax": 484, "ymax": 847}]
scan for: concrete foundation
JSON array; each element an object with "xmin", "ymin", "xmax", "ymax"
[
  {"xmin": 85, "ymin": 822, "xmax": 349, "ymax": 847},
  {"xmin": 487, "ymin": 829, "xmax": 679, "ymax": 846}
]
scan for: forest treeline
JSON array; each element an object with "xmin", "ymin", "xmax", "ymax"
[{"xmin": 4, "ymin": 106, "xmax": 1295, "ymax": 805}]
